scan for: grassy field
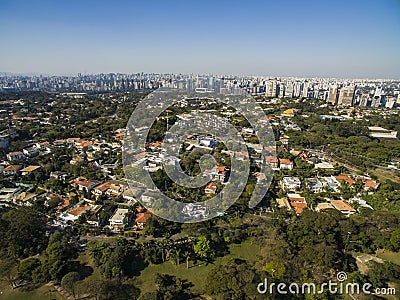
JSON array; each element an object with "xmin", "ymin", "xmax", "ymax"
[
  {"xmin": 0, "ymin": 239, "xmax": 263, "ymax": 299},
  {"xmin": 376, "ymin": 249, "xmax": 400, "ymax": 265},
  {"xmin": 369, "ymin": 168, "xmax": 400, "ymax": 184},
  {"xmin": 133, "ymin": 238, "xmax": 262, "ymax": 295},
  {"xmin": 0, "ymin": 284, "xmax": 63, "ymax": 300}
]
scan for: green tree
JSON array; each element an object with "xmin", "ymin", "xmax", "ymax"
[
  {"xmin": 390, "ymin": 228, "xmax": 400, "ymax": 251},
  {"xmin": 61, "ymin": 271, "xmax": 80, "ymax": 298},
  {"xmin": 1, "ymin": 207, "xmax": 47, "ymax": 258},
  {"xmin": 262, "ymin": 261, "xmax": 286, "ymax": 279},
  {"xmin": 193, "ymin": 236, "xmax": 212, "ymax": 259},
  {"xmin": 18, "ymin": 258, "xmax": 41, "ymax": 281}
]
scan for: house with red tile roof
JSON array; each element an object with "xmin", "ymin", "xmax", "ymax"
[
  {"xmin": 279, "ymin": 158, "xmax": 294, "ymax": 170},
  {"xmin": 287, "ymin": 193, "xmax": 307, "ymax": 215},
  {"xmin": 70, "ymin": 177, "xmax": 100, "ymax": 192},
  {"xmin": 135, "ymin": 209, "xmax": 152, "ymax": 230},
  {"xmin": 92, "ymin": 182, "xmax": 112, "ymax": 196},
  {"xmin": 336, "ymin": 175, "xmax": 355, "ymax": 186},
  {"xmin": 205, "ymin": 182, "xmax": 217, "ymax": 196},
  {"xmin": 3, "ymin": 165, "xmax": 22, "ymax": 176}
]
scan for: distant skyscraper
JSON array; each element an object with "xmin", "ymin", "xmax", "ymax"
[
  {"xmin": 278, "ymin": 83, "xmax": 285, "ymax": 98},
  {"xmin": 302, "ymin": 82, "xmax": 309, "ymax": 98},
  {"xmin": 293, "ymin": 82, "xmax": 301, "ymax": 98},
  {"xmin": 371, "ymin": 96, "xmax": 381, "ymax": 108},
  {"xmin": 374, "ymin": 87, "xmax": 383, "ymax": 98},
  {"xmin": 337, "ymin": 86, "xmax": 355, "ymax": 106},
  {"xmin": 359, "ymin": 93, "xmax": 370, "ymax": 107},
  {"xmin": 327, "ymin": 85, "xmax": 338, "ymax": 104},
  {"xmin": 385, "ymin": 97, "xmax": 396, "ymax": 109},
  {"xmin": 265, "ymin": 80, "xmax": 277, "ymax": 97}
]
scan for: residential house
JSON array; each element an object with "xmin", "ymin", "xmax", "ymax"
[
  {"xmin": 182, "ymin": 203, "xmax": 207, "ymax": 220},
  {"xmin": 50, "ymin": 171, "xmax": 68, "ymax": 181},
  {"xmin": 306, "ymin": 178, "xmax": 324, "ymax": 193},
  {"xmin": 86, "ymin": 205, "xmax": 104, "ymax": 227},
  {"xmin": 106, "ymin": 183, "xmax": 125, "ymax": 197},
  {"xmin": 21, "ymin": 165, "xmax": 41, "ymax": 176},
  {"xmin": 59, "ymin": 201, "xmax": 92, "ymax": 222},
  {"xmin": 281, "ymin": 177, "xmax": 301, "ymax": 191},
  {"xmin": 314, "ymin": 162, "xmax": 334, "ymax": 169},
  {"xmin": 92, "ymin": 182, "xmax": 111, "ymax": 197},
  {"xmin": 122, "ymin": 187, "xmax": 142, "ymax": 203},
  {"xmin": 330, "ymin": 200, "xmax": 356, "ymax": 217},
  {"xmin": 265, "ymin": 156, "xmax": 279, "ymax": 169},
  {"xmin": 279, "ymin": 158, "xmax": 294, "ymax": 170},
  {"xmin": 6, "ymin": 151, "xmax": 26, "ymax": 161},
  {"xmin": 22, "ymin": 147, "xmax": 40, "ymax": 158},
  {"xmin": 204, "ymin": 166, "xmax": 226, "ymax": 182},
  {"xmin": 70, "ymin": 177, "xmax": 100, "ymax": 192},
  {"xmin": 276, "ymin": 198, "xmax": 291, "ymax": 211},
  {"xmin": 348, "ymin": 197, "xmax": 374, "ymax": 210},
  {"xmin": 13, "ymin": 191, "xmax": 38, "ymax": 205},
  {"xmin": 320, "ymin": 176, "xmax": 340, "ymax": 192},
  {"xmin": 205, "ymin": 182, "xmax": 217, "ymax": 196},
  {"xmin": 363, "ymin": 179, "xmax": 380, "ymax": 191},
  {"xmin": 0, "ymin": 187, "xmax": 22, "ymax": 203},
  {"xmin": 141, "ymin": 190, "xmax": 158, "ymax": 206},
  {"xmin": 135, "ymin": 208, "xmax": 152, "ymax": 230},
  {"xmin": 287, "ymin": 193, "xmax": 307, "ymax": 215},
  {"xmin": 315, "ymin": 202, "xmax": 335, "ymax": 212},
  {"xmin": 109, "ymin": 208, "xmax": 129, "ymax": 232},
  {"xmin": 53, "ymin": 139, "xmax": 66, "ymax": 146},
  {"xmin": 336, "ymin": 175, "xmax": 355, "ymax": 186},
  {"xmin": 3, "ymin": 165, "xmax": 22, "ymax": 176}
]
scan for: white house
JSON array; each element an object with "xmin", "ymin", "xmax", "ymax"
[
  {"xmin": 109, "ymin": 208, "xmax": 129, "ymax": 231},
  {"xmin": 6, "ymin": 151, "xmax": 26, "ymax": 161},
  {"xmin": 306, "ymin": 178, "xmax": 324, "ymax": 193},
  {"xmin": 281, "ymin": 177, "xmax": 301, "ymax": 191}
]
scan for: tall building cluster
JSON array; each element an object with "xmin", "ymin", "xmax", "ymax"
[{"xmin": 1, "ymin": 73, "xmax": 399, "ymax": 109}]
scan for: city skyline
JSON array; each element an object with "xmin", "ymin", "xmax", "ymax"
[{"xmin": 1, "ymin": 0, "xmax": 400, "ymax": 78}]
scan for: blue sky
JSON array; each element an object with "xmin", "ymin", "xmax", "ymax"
[{"xmin": 1, "ymin": 0, "xmax": 399, "ymax": 78}]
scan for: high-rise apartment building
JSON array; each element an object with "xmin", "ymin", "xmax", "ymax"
[
  {"xmin": 337, "ymin": 86, "xmax": 355, "ymax": 106},
  {"xmin": 327, "ymin": 85, "xmax": 338, "ymax": 104}
]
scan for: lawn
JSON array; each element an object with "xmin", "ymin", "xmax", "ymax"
[
  {"xmin": 376, "ymin": 249, "xmax": 400, "ymax": 265},
  {"xmin": 0, "ymin": 284, "xmax": 63, "ymax": 300},
  {"xmin": 133, "ymin": 238, "xmax": 262, "ymax": 295}
]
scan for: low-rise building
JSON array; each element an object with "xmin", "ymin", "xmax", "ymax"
[
  {"xmin": 336, "ymin": 175, "xmax": 355, "ymax": 186},
  {"xmin": 306, "ymin": 178, "xmax": 324, "ymax": 193},
  {"xmin": 22, "ymin": 147, "xmax": 40, "ymax": 157},
  {"xmin": 330, "ymin": 199, "xmax": 356, "ymax": 217},
  {"xmin": 279, "ymin": 158, "xmax": 294, "ymax": 170},
  {"xmin": 205, "ymin": 182, "xmax": 217, "ymax": 195},
  {"xmin": 320, "ymin": 176, "xmax": 340, "ymax": 192},
  {"xmin": 3, "ymin": 165, "xmax": 22, "ymax": 176},
  {"xmin": 0, "ymin": 187, "xmax": 22, "ymax": 202},
  {"xmin": 92, "ymin": 182, "xmax": 111, "ymax": 196},
  {"xmin": 6, "ymin": 151, "xmax": 26, "ymax": 161},
  {"xmin": 109, "ymin": 208, "xmax": 129, "ymax": 231},
  {"xmin": 70, "ymin": 177, "xmax": 100, "ymax": 192},
  {"xmin": 281, "ymin": 176, "xmax": 301, "ymax": 191},
  {"xmin": 21, "ymin": 165, "xmax": 41, "ymax": 176},
  {"xmin": 265, "ymin": 156, "xmax": 279, "ymax": 169},
  {"xmin": 135, "ymin": 209, "xmax": 152, "ymax": 230},
  {"xmin": 315, "ymin": 202, "xmax": 335, "ymax": 212},
  {"xmin": 287, "ymin": 193, "xmax": 307, "ymax": 215}
]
